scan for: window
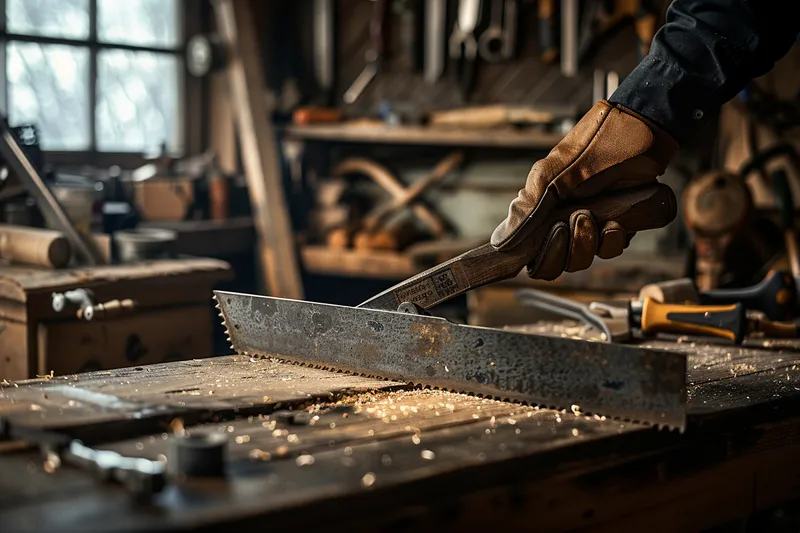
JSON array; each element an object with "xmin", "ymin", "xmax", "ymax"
[{"xmin": 0, "ymin": 0, "xmax": 186, "ymax": 155}]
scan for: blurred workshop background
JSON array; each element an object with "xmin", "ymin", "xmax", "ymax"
[{"xmin": 0, "ymin": 0, "xmax": 798, "ymax": 379}]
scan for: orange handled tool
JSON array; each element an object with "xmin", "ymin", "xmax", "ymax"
[
  {"xmin": 518, "ymin": 289, "xmax": 798, "ymax": 345},
  {"xmin": 632, "ymin": 298, "xmax": 746, "ymax": 343},
  {"xmin": 632, "ymin": 297, "xmax": 799, "ymax": 344}
]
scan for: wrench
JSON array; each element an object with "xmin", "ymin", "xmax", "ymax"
[
  {"xmin": 501, "ymin": 0, "xmax": 517, "ymax": 59},
  {"xmin": 478, "ymin": 0, "xmax": 505, "ymax": 62},
  {"xmin": 61, "ymin": 440, "xmax": 166, "ymax": 496},
  {"xmin": 449, "ymin": 0, "xmax": 482, "ymax": 99}
]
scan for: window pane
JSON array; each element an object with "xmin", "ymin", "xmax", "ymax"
[
  {"xmin": 97, "ymin": 0, "xmax": 181, "ymax": 48},
  {"xmin": 96, "ymin": 50, "xmax": 182, "ymax": 153},
  {"xmin": 7, "ymin": 42, "xmax": 90, "ymax": 150},
  {"xmin": 7, "ymin": 0, "xmax": 90, "ymax": 39}
]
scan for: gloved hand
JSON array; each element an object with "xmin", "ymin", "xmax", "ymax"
[{"xmin": 491, "ymin": 100, "xmax": 679, "ymax": 280}]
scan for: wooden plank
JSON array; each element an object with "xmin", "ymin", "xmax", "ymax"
[
  {"xmin": 285, "ymin": 123, "xmax": 565, "ymax": 149},
  {"xmin": 209, "ymin": 71, "xmax": 238, "ymax": 175},
  {"xmin": 640, "ymin": 339, "xmax": 800, "ymax": 387},
  {"xmin": 0, "ymin": 258, "xmax": 231, "ymax": 300},
  {"xmin": 301, "ymin": 245, "xmax": 417, "ymax": 279},
  {"xmin": 0, "ymin": 356, "xmax": 402, "ymax": 441},
  {"xmin": 214, "ymin": 0, "xmax": 304, "ymax": 299}
]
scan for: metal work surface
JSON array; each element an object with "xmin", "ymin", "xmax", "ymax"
[
  {"xmin": 0, "ymin": 340, "xmax": 800, "ymax": 532},
  {"xmin": 215, "ymin": 291, "xmax": 687, "ymax": 430}
]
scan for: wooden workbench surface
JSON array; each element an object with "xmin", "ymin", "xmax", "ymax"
[{"xmin": 1, "ymin": 340, "xmax": 800, "ymax": 532}]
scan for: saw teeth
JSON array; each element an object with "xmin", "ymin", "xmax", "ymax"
[
  {"xmin": 233, "ymin": 353, "xmax": 682, "ymax": 433},
  {"xmin": 214, "ymin": 296, "xmax": 237, "ymax": 352}
]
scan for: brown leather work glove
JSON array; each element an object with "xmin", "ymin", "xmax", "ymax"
[{"xmin": 491, "ymin": 100, "xmax": 679, "ymax": 280}]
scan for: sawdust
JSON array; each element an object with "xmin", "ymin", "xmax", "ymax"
[
  {"xmin": 361, "ymin": 472, "xmax": 376, "ymax": 488},
  {"xmin": 730, "ymin": 363, "xmax": 757, "ymax": 377}
]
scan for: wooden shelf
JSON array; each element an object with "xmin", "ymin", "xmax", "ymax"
[
  {"xmin": 141, "ymin": 217, "xmax": 255, "ymax": 257},
  {"xmin": 285, "ymin": 124, "xmax": 564, "ymax": 149}
]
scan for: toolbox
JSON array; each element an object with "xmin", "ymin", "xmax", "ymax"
[{"xmin": 0, "ymin": 258, "xmax": 231, "ymax": 380}]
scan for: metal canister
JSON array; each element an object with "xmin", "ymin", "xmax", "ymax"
[{"xmin": 114, "ymin": 228, "xmax": 177, "ymax": 263}]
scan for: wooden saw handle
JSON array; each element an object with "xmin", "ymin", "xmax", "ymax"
[{"xmin": 359, "ymin": 183, "xmax": 677, "ymax": 311}]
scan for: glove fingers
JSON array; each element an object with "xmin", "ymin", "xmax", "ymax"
[
  {"xmin": 566, "ymin": 210, "xmax": 598, "ymax": 273},
  {"xmin": 527, "ymin": 222, "xmax": 570, "ymax": 281},
  {"xmin": 597, "ymin": 221, "xmax": 627, "ymax": 259}
]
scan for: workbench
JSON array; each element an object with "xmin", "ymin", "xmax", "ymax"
[{"xmin": 0, "ymin": 338, "xmax": 799, "ymax": 532}]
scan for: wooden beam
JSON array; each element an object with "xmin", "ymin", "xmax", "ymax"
[
  {"xmin": 213, "ymin": 0, "xmax": 304, "ymax": 299},
  {"xmin": 208, "ymin": 71, "xmax": 237, "ymax": 175}
]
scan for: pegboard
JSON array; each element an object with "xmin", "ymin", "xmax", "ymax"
[{"xmin": 332, "ymin": 0, "xmax": 644, "ymax": 117}]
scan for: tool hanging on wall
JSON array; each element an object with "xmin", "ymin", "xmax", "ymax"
[
  {"xmin": 313, "ymin": 0, "xmax": 335, "ymax": 104},
  {"xmin": 344, "ymin": 0, "xmax": 388, "ymax": 104},
  {"xmin": 538, "ymin": 0, "xmax": 558, "ymax": 64},
  {"xmin": 396, "ymin": 0, "xmax": 421, "ymax": 72},
  {"xmin": 501, "ymin": 0, "xmax": 518, "ymax": 59},
  {"xmin": 424, "ymin": 0, "xmax": 446, "ymax": 83},
  {"xmin": 479, "ymin": 0, "xmax": 506, "ymax": 62},
  {"xmin": 449, "ymin": 0, "xmax": 482, "ymax": 100},
  {"xmin": 560, "ymin": 0, "xmax": 578, "ymax": 76}
]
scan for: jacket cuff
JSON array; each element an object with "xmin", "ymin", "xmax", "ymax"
[{"xmin": 608, "ymin": 55, "xmax": 721, "ymax": 146}]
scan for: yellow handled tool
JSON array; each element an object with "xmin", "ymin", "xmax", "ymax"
[
  {"xmin": 632, "ymin": 297, "xmax": 799, "ymax": 344},
  {"xmin": 633, "ymin": 298, "xmax": 746, "ymax": 343},
  {"xmin": 519, "ymin": 289, "xmax": 798, "ymax": 345}
]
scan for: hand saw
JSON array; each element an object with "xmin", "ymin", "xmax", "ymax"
[{"xmin": 215, "ymin": 183, "xmax": 687, "ymax": 430}]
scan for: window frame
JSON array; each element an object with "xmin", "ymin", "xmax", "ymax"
[{"xmin": 0, "ymin": 0, "xmax": 207, "ymax": 167}]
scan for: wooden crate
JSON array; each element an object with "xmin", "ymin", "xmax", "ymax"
[{"xmin": 0, "ymin": 258, "xmax": 232, "ymax": 380}]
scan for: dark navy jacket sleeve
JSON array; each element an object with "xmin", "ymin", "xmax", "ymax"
[{"xmin": 609, "ymin": 0, "xmax": 800, "ymax": 145}]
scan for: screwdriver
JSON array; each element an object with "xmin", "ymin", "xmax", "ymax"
[{"xmin": 631, "ymin": 298, "xmax": 799, "ymax": 344}]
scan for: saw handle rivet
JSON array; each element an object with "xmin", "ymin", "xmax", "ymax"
[{"xmin": 397, "ymin": 302, "xmax": 430, "ymax": 316}]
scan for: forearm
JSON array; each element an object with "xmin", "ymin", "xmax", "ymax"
[{"xmin": 610, "ymin": 0, "xmax": 800, "ymax": 145}]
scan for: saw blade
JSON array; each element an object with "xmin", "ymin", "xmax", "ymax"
[{"xmin": 214, "ymin": 291, "xmax": 687, "ymax": 431}]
